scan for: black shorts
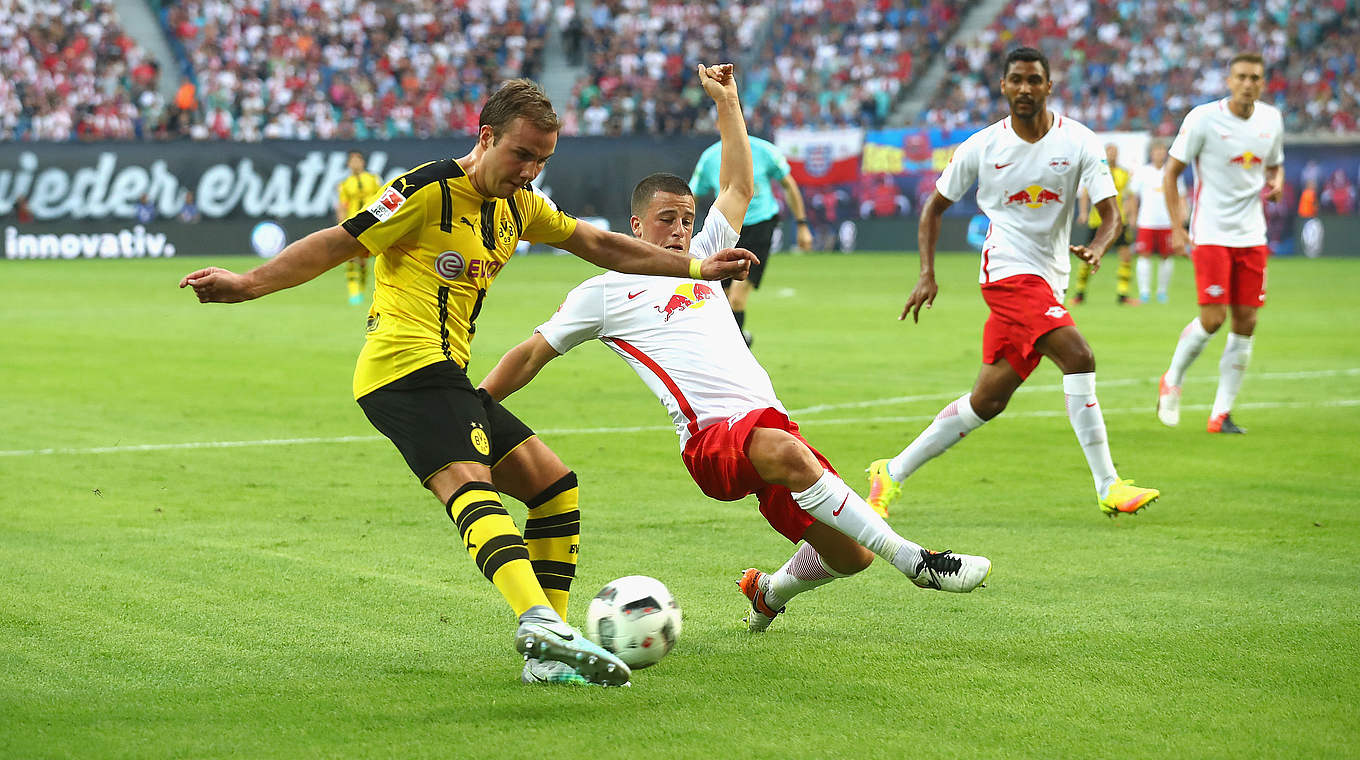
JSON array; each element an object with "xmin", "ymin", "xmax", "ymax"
[
  {"xmin": 1078, "ymin": 225, "xmax": 1098, "ymax": 247},
  {"xmin": 724, "ymin": 215, "xmax": 779, "ymax": 290},
  {"xmin": 357, "ymin": 361, "xmax": 536, "ymax": 484}
]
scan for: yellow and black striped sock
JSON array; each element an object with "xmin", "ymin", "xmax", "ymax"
[
  {"xmin": 523, "ymin": 472, "xmax": 581, "ymax": 620},
  {"xmin": 1116, "ymin": 259, "xmax": 1132, "ymax": 298},
  {"xmin": 345, "ymin": 260, "xmax": 362, "ymax": 298},
  {"xmin": 1075, "ymin": 260, "xmax": 1092, "ymax": 297},
  {"xmin": 446, "ymin": 481, "xmax": 549, "ymax": 617}
]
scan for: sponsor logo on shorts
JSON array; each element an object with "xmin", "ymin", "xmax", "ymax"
[
  {"xmin": 1045, "ymin": 305, "xmax": 1068, "ymax": 319},
  {"xmin": 1206, "ymin": 284, "xmax": 1226, "ymax": 297},
  {"xmin": 436, "ymin": 250, "xmax": 466, "ymax": 280},
  {"xmin": 365, "ymin": 313, "xmax": 380, "ymax": 333},
  {"xmin": 368, "ymin": 187, "xmax": 406, "ymax": 221},
  {"xmin": 470, "ymin": 422, "xmax": 490, "ymax": 456}
]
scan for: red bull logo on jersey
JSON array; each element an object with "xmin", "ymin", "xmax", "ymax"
[
  {"xmin": 1229, "ymin": 151, "xmax": 1263, "ymax": 169},
  {"xmin": 1003, "ymin": 185, "xmax": 1063, "ymax": 209},
  {"xmin": 655, "ymin": 281, "xmax": 719, "ymax": 322}
]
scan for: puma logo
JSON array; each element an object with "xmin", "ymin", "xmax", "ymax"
[{"xmin": 459, "ymin": 216, "xmax": 475, "ymax": 228}]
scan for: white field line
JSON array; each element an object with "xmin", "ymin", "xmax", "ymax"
[
  {"xmin": 787, "ymin": 367, "xmax": 1360, "ymax": 415},
  {"xmin": 3, "ymin": 371, "xmax": 1358, "ymax": 458}
]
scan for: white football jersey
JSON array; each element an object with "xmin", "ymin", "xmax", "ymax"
[
  {"xmin": 1169, "ymin": 98, "xmax": 1283, "ymax": 247},
  {"xmin": 1128, "ymin": 163, "xmax": 1184, "ymax": 230},
  {"xmin": 535, "ymin": 206, "xmax": 784, "ymax": 447},
  {"xmin": 938, "ymin": 112, "xmax": 1115, "ymax": 294}
]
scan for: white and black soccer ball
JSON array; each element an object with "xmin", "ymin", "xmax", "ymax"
[{"xmin": 584, "ymin": 575, "xmax": 682, "ymax": 669}]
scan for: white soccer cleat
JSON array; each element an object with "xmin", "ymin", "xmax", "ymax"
[
  {"xmin": 1157, "ymin": 372, "xmax": 1181, "ymax": 427},
  {"xmin": 514, "ymin": 620, "xmax": 631, "ymax": 687},
  {"xmin": 909, "ymin": 549, "xmax": 991, "ymax": 593},
  {"xmin": 521, "ymin": 657, "xmax": 590, "ymax": 685}
]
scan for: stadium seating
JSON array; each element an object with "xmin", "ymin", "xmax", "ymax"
[
  {"xmin": 0, "ymin": 0, "xmax": 162, "ymax": 141},
  {"xmin": 159, "ymin": 0, "xmax": 552, "ymax": 140},
  {"xmin": 559, "ymin": 0, "xmax": 966, "ymax": 135},
  {"xmin": 3, "ymin": 0, "xmax": 1356, "ymax": 142},
  {"xmin": 924, "ymin": 0, "xmax": 1360, "ymax": 135}
]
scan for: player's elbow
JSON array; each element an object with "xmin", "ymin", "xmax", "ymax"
[{"xmin": 722, "ymin": 178, "xmax": 755, "ymax": 206}]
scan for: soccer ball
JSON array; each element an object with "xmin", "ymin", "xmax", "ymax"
[{"xmin": 584, "ymin": 575, "xmax": 682, "ymax": 669}]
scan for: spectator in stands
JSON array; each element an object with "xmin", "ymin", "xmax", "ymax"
[
  {"xmin": 179, "ymin": 191, "xmax": 201, "ymax": 224},
  {"xmin": 136, "ymin": 195, "xmax": 156, "ymax": 224}
]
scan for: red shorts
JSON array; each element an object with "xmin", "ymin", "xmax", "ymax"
[
  {"xmin": 1135, "ymin": 228, "xmax": 1175, "ymax": 256},
  {"xmin": 1192, "ymin": 244, "xmax": 1268, "ymax": 306},
  {"xmin": 681, "ymin": 407, "xmax": 832, "ymax": 543},
  {"xmin": 980, "ymin": 274, "xmax": 1076, "ymax": 380}
]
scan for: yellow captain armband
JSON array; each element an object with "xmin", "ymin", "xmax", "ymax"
[{"xmin": 689, "ymin": 257, "xmax": 703, "ymax": 279}]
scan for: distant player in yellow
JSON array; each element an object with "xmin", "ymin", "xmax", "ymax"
[
  {"xmin": 1072, "ymin": 143, "xmax": 1134, "ymax": 303},
  {"xmin": 336, "ymin": 151, "xmax": 382, "ymax": 304},
  {"xmin": 181, "ymin": 78, "xmax": 758, "ymax": 687}
]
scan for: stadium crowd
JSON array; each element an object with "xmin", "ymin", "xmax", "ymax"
[
  {"xmin": 0, "ymin": 0, "xmax": 162, "ymax": 141},
  {"xmin": 2, "ymin": 0, "xmax": 1357, "ymax": 142},
  {"xmin": 558, "ymin": 0, "xmax": 965, "ymax": 136},
  {"xmin": 162, "ymin": 0, "xmax": 553, "ymax": 140},
  {"xmin": 924, "ymin": 0, "xmax": 1360, "ymax": 135}
]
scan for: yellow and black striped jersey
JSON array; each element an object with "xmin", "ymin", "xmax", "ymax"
[
  {"xmin": 342, "ymin": 159, "xmax": 577, "ymax": 399},
  {"xmin": 338, "ymin": 171, "xmax": 383, "ymax": 217},
  {"xmin": 1088, "ymin": 165, "xmax": 1130, "ymax": 227}
]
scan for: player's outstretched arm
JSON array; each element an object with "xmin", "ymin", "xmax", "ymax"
[
  {"xmin": 555, "ymin": 220, "xmax": 758, "ymax": 280},
  {"xmin": 480, "ymin": 333, "xmax": 561, "ymax": 402},
  {"xmin": 902, "ymin": 191, "xmax": 953, "ymax": 322},
  {"xmin": 1071, "ymin": 196, "xmax": 1121, "ymax": 271},
  {"xmin": 698, "ymin": 63, "xmax": 755, "ymax": 233},
  {"xmin": 179, "ymin": 226, "xmax": 366, "ymax": 303},
  {"xmin": 1163, "ymin": 157, "xmax": 1190, "ymax": 250}
]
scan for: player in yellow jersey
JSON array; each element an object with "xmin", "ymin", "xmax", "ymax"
[
  {"xmin": 1072, "ymin": 142, "xmax": 1135, "ymax": 304},
  {"xmin": 336, "ymin": 151, "xmax": 383, "ymax": 304},
  {"xmin": 181, "ymin": 76, "xmax": 758, "ymax": 687}
]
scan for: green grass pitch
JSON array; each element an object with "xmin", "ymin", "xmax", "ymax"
[{"xmin": 2, "ymin": 251, "xmax": 1358, "ymax": 759}]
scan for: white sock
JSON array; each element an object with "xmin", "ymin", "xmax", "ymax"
[
  {"xmin": 887, "ymin": 393, "xmax": 985, "ymax": 482},
  {"xmin": 1166, "ymin": 317, "xmax": 1214, "ymax": 387},
  {"xmin": 1211, "ymin": 332, "xmax": 1253, "ymax": 418},
  {"xmin": 1157, "ymin": 256, "xmax": 1175, "ymax": 297},
  {"xmin": 1136, "ymin": 256, "xmax": 1152, "ymax": 298},
  {"xmin": 764, "ymin": 542, "xmax": 847, "ymax": 610},
  {"xmin": 1063, "ymin": 372, "xmax": 1119, "ymax": 496},
  {"xmin": 792, "ymin": 470, "xmax": 925, "ymax": 577}
]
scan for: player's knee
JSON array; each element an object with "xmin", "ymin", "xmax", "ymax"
[
  {"xmin": 774, "ymin": 437, "xmax": 820, "ymax": 481},
  {"xmin": 1065, "ymin": 343, "xmax": 1096, "ymax": 373},
  {"xmin": 1231, "ymin": 312, "xmax": 1257, "ymax": 336},
  {"xmin": 1200, "ymin": 312, "xmax": 1226, "ymax": 333},
  {"xmin": 752, "ymin": 432, "xmax": 820, "ymax": 486},
  {"xmin": 971, "ymin": 395, "xmax": 1008, "ymax": 420}
]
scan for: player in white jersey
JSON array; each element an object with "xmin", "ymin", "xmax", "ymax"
[
  {"xmin": 1156, "ymin": 53, "xmax": 1284, "ymax": 435},
  {"xmin": 481, "ymin": 63, "xmax": 991, "ymax": 634},
  {"xmin": 1126, "ymin": 139, "xmax": 1187, "ymax": 303},
  {"xmin": 865, "ymin": 48, "xmax": 1160, "ymax": 518}
]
